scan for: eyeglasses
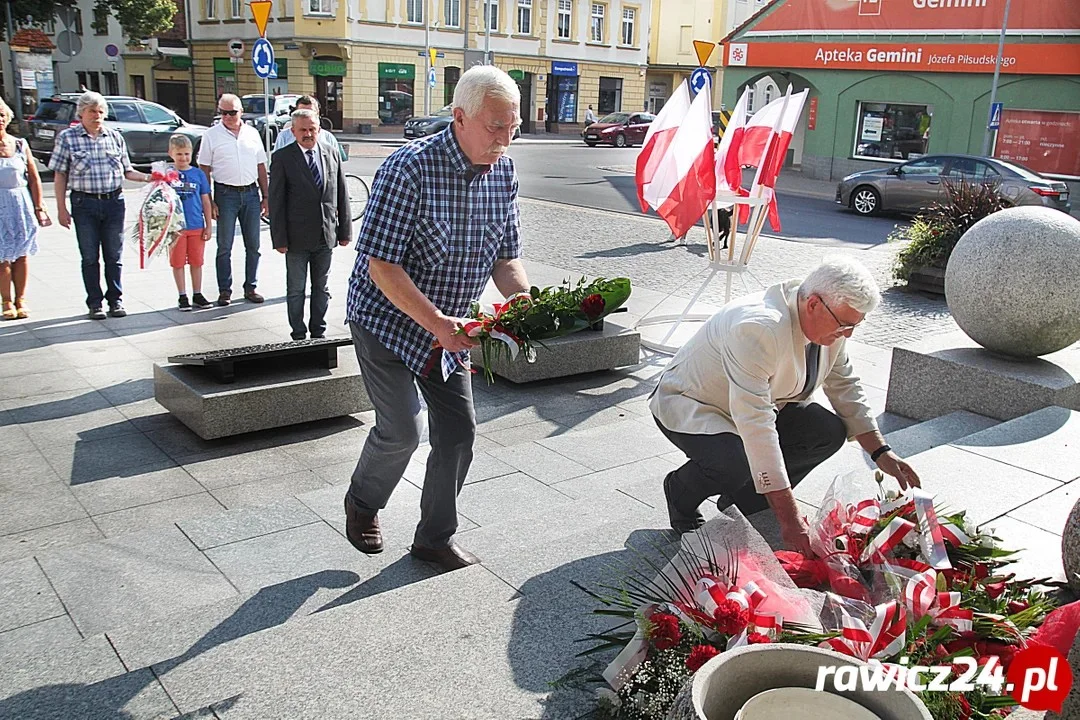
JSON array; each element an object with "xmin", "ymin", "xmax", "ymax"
[
  {"xmin": 818, "ymin": 296, "xmax": 861, "ymax": 332},
  {"xmin": 219, "ymin": 109, "xmax": 240, "ymax": 116}
]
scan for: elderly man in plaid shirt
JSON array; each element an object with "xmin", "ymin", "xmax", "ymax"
[
  {"xmin": 51, "ymin": 91, "xmax": 150, "ymax": 319},
  {"xmin": 344, "ymin": 66, "xmax": 531, "ymax": 571}
]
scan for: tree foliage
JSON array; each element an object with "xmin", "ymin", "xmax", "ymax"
[
  {"xmin": 93, "ymin": 0, "xmax": 178, "ymax": 40},
  {"xmin": 1, "ymin": 0, "xmax": 70, "ymax": 36}
]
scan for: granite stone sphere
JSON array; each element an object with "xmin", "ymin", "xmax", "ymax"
[
  {"xmin": 1064, "ymin": 498, "xmax": 1080, "ymax": 594},
  {"xmin": 945, "ymin": 206, "xmax": 1080, "ymax": 358}
]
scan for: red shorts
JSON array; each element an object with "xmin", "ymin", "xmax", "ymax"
[{"xmin": 170, "ymin": 229, "xmax": 207, "ymax": 269}]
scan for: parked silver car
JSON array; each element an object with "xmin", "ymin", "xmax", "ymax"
[{"xmin": 836, "ymin": 154, "xmax": 1071, "ymax": 216}]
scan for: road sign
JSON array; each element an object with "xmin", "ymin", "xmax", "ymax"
[
  {"xmin": 250, "ymin": 0, "xmax": 273, "ymax": 37},
  {"xmin": 988, "ymin": 101, "xmax": 1004, "ymax": 130},
  {"xmin": 418, "ymin": 51, "xmax": 445, "ymax": 59},
  {"xmin": 57, "ymin": 30, "xmax": 82, "ymax": 58},
  {"xmin": 690, "ymin": 67, "xmax": 711, "ymax": 96},
  {"xmin": 104, "ymin": 43, "xmax": 120, "ymax": 62},
  {"xmin": 428, "ymin": 67, "xmax": 437, "ymax": 89},
  {"xmin": 228, "ymin": 38, "xmax": 244, "ymax": 58},
  {"xmin": 252, "ymin": 38, "xmax": 275, "ymax": 79},
  {"xmin": 693, "ymin": 40, "xmax": 716, "ymax": 68},
  {"xmin": 428, "ymin": 47, "xmax": 438, "ymax": 66}
]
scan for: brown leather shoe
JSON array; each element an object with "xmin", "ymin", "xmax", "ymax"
[
  {"xmin": 216, "ymin": 290, "xmax": 232, "ymax": 307},
  {"xmin": 344, "ymin": 495, "xmax": 383, "ymax": 554},
  {"xmin": 244, "ymin": 290, "xmax": 265, "ymax": 303},
  {"xmin": 664, "ymin": 472, "xmax": 704, "ymax": 534},
  {"xmin": 409, "ymin": 542, "xmax": 480, "ymax": 571}
]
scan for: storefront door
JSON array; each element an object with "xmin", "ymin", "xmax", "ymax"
[{"xmin": 315, "ymin": 76, "xmax": 343, "ymax": 130}]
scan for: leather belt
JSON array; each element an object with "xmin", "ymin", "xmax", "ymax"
[{"xmin": 71, "ymin": 188, "xmax": 121, "ymax": 200}]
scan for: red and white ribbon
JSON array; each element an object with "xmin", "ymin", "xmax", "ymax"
[
  {"xmin": 822, "ymin": 597, "xmax": 908, "ymax": 661},
  {"xmin": 913, "ymin": 489, "xmax": 952, "ymax": 570},
  {"xmin": 859, "ymin": 515, "xmax": 916, "ymax": 564},
  {"xmin": 904, "ymin": 569, "xmax": 974, "ymax": 633},
  {"xmin": 848, "ymin": 498, "xmax": 880, "ymax": 535},
  {"xmin": 694, "ymin": 576, "xmax": 767, "ymax": 617}
]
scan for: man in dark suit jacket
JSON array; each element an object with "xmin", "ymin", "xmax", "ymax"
[{"xmin": 269, "ymin": 109, "xmax": 352, "ymax": 340}]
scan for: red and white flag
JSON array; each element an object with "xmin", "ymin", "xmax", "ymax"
[
  {"xmin": 641, "ymin": 86, "xmax": 716, "ymax": 239},
  {"xmin": 635, "ymin": 82, "xmax": 692, "ymax": 212},
  {"xmin": 715, "ymin": 88, "xmax": 750, "ymax": 199},
  {"xmin": 743, "ymin": 87, "xmax": 809, "ymax": 232}
]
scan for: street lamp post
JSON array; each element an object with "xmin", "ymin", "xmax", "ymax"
[
  {"xmin": 484, "ymin": 0, "xmax": 490, "ymax": 64},
  {"xmin": 424, "ymin": 7, "xmax": 430, "ymax": 116},
  {"xmin": 981, "ymin": 0, "xmax": 1012, "ymax": 157},
  {"xmin": 4, "ymin": 0, "xmax": 23, "ymax": 125}
]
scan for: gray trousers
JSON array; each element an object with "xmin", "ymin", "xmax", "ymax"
[
  {"xmin": 348, "ymin": 323, "xmax": 476, "ymax": 549},
  {"xmin": 655, "ymin": 402, "xmax": 847, "ymax": 516}
]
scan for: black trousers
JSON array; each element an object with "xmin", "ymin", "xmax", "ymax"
[{"xmin": 655, "ymin": 402, "xmax": 847, "ymax": 516}]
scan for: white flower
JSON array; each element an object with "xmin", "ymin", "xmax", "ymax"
[
  {"xmin": 979, "ymin": 529, "xmax": 997, "ymax": 548},
  {"xmin": 963, "ymin": 518, "xmax": 978, "ymax": 537},
  {"xmin": 595, "ymin": 687, "xmax": 621, "ymax": 709}
]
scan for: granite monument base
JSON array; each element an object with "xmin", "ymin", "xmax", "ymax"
[
  {"xmin": 154, "ymin": 352, "xmax": 371, "ymax": 440},
  {"xmin": 470, "ymin": 321, "xmax": 641, "ymax": 383},
  {"xmin": 886, "ymin": 330, "xmax": 1080, "ymax": 422}
]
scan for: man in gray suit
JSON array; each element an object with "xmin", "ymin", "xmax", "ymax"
[{"xmin": 269, "ymin": 109, "xmax": 351, "ymax": 340}]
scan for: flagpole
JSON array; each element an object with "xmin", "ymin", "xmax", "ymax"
[{"xmin": 742, "ymin": 86, "xmax": 793, "ymax": 265}]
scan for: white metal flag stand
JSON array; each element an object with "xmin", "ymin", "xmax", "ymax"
[{"xmin": 635, "ymin": 193, "xmax": 769, "ymax": 355}]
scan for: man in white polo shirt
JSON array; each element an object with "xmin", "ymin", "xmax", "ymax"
[{"xmin": 198, "ymin": 93, "xmax": 269, "ymax": 306}]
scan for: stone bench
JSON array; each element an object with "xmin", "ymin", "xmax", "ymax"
[
  {"xmin": 469, "ymin": 318, "xmax": 641, "ymax": 383},
  {"xmin": 154, "ymin": 339, "xmax": 371, "ymax": 440}
]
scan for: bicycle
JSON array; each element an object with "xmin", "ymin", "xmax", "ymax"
[{"xmin": 260, "ymin": 173, "xmax": 370, "ymax": 226}]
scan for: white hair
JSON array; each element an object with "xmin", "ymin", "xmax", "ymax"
[
  {"xmin": 291, "ymin": 108, "xmax": 319, "ymax": 124},
  {"xmin": 452, "ymin": 65, "xmax": 520, "ymax": 117},
  {"xmin": 218, "ymin": 93, "xmax": 241, "ymax": 109},
  {"xmin": 77, "ymin": 91, "xmax": 108, "ymax": 117},
  {"xmin": 799, "ymin": 255, "xmax": 881, "ymax": 314}
]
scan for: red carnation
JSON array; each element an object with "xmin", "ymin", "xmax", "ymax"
[
  {"xmin": 973, "ymin": 563, "xmax": 991, "ymax": 580},
  {"xmin": 686, "ymin": 644, "xmax": 720, "ymax": 673},
  {"xmin": 713, "ymin": 599, "xmax": 749, "ymax": 635},
  {"xmin": 747, "ymin": 632, "xmax": 772, "ymax": 645},
  {"xmin": 984, "ymin": 581, "xmax": 1007, "ymax": 599},
  {"xmin": 1007, "ymin": 600, "xmax": 1030, "ymax": 614},
  {"xmin": 580, "ymin": 293, "xmax": 605, "ymax": 320},
  {"xmin": 649, "ymin": 612, "xmax": 682, "ymax": 650}
]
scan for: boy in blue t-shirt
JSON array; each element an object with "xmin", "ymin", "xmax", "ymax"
[{"xmin": 167, "ymin": 134, "xmax": 212, "ymax": 310}]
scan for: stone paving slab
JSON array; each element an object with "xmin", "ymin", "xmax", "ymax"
[
  {"xmin": 0, "ymin": 615, "xmax": 81, "ymax": 657},
  {"xmin": 92, "ymin": 493, "xmax": 227, "ymax": 539},
  {"xmin": 208, "ymin": 469, "xmax": 332, "ymax": 510},
  {"xmin": 0, "ymin": 557, "xmax": 65, "ymax": 634},
  {"xmin": 0, "ymin": 518, "xmax": 105, "ymax": 565},
  {"xmin": 883, "ymin": 410, "xmax": 999, "ymax": 459},
  {"xmin": 953, "ymin": 406, "xmax": 1080, "ymax": 483},
  {"xmin": 991, "ymin": 517, "xmax": 1067, "ymax": 583},
  {"xmin": 68, "ymin": 465, "xmax": 206, "ymax": 516},
  {"xmin": 1008, "ymin": 481, "xmax": 1080, "ymax": 536},
  {"xmin": 0, "ymin": 483, "xmax": 88, "ymax": 536},
  {"xmin": 36, "ymin": 524, "xmax": 238, "ymax": 637},
  {"xmin": 177, "ymin": 497, "xmax": 322, "ymax": 550}
]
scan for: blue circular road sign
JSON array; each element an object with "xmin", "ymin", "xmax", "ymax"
[
  {"xmin": 252, "ymin": 38, "xmax": 275, "ymax": 79},
  {"xmin": 690, "ymin": 67, "xmax": 711, "ymax": 95}
]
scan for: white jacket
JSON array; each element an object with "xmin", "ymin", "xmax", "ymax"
[{"xmin": 649, "ymin": 280, "xmax": 877, "ymax": 494}]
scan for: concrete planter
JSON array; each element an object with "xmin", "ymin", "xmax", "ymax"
[{"xmin": 665, "ymin": 643, "xmax": 932, "ymax": 720}]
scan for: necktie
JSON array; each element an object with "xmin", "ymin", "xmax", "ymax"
[
  {"xmin": 307, "ymin": 149, "xmax": 323, "ymax": 191},
  {"xmin": 797, "ymin": 342, "xmax": 821, "ymax": 401}
]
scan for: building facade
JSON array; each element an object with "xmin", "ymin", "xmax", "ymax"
[
  {"xmin": 187, "ymin": 0, "xmax": 650, "ymax": 132},
  {"xmin": 720, "ymin": 0, "xmax": 1080, "ymax": 180}
]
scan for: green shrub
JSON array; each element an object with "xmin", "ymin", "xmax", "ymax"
[{"xmin": 892, "ymin": 178, "xmax": 1009, "ymax": 282}]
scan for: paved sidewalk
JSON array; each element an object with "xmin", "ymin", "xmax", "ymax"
[{"xmin": 1, "ymin": 191, "xmax": 1072, "ymax": 719}]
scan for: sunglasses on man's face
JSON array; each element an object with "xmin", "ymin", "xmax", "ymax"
[{"xmin": 219, "ymin": 109, "xmax": 240, "ymax": 116}]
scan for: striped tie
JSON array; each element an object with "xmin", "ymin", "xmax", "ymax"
[{"xmin": 307, "ymin": 149, "xmax": 323, "ymax": 191}]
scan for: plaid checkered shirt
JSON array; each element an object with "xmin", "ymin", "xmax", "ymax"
[
  {"xmin": 346, "ymin": 126, "xmax": 521, "ymax": 380},
  {"xmin": 49, "ymin": 124, "xmax": 133, "ymax": 194}
]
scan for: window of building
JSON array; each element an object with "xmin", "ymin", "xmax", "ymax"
[
  {"xmin": 557, "ymin": 0, "xmax": 571, "ymax": 38},
  {"xmin": 764, "ymin": 85, "xmax": 772, "ymax": 105},
  {"xmin": 308, "ymin": 0, "xmax": 332, "ymax": 14},
  {"xmin": 590, "ymin": 3, "xmax": 604, "ymax": 43},
  {"xmin": 102, "ymin": 71, "xmax": 119, "ymax": 95},
  {"xmin": 444, "ymin": 0, "xmax": 460, "ymax": 27},
  {"xmin": 444, "ymin": 66, "xmax": 460, "ymax": 106},
  {"xmin": 231, "ymin": 0, "xmax": 242, "ymax": 17},
  {"xmin": 620, "ymin": 7, "xmax": 634, "ymax": 45},
  {"xmin": 73, "ymin": 8, "xmax": 83, "ymax": 34},
  {"xmin": 517, "ymin": 0, "xmax": 531, "ymax": 34},
  {"xmin": 679, "ymin": 25, "xmax": 691, "ymax": 52},
  {"xmin": 131, "ymin": 75, "xmax": 146, "ymax": 99},
  {"xmin": 746, "ymin": 87, "xmax": 755, "ymax": 112},
  {"xmin": 206, "ymin": 0, "xmax": 216, "ymax": 19},
  {"xmin": 406, "ymin": 0, "xmax": 423, "ymax": 23},
  {"xmin": 598, "ymin": 76, "xmax": 622, "ymax": 114},
  {"xmin": 854, "ymin": 101, "xmax": 932, "ymax": 160},
  {"xmin": 378, "ymin": 63, "xmax": 416, "ymax": 124},
  {"xmin": 486, "ymin": 0, "xmax": 498, "ymax": 31},
  {"xmin": 93, "ymin": 6, "xmax": 109, "ymax": 34}
]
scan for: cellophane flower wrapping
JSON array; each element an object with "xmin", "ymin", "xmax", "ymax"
[{"xmin": 129, "ymin": 161, "xmax": 185, "ymax": 268}]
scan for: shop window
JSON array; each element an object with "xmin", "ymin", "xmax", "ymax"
[
  {"xmin": 556, "ymin": 76, "xmax": 578, "ymax": 122},
  {"xmin": 517, "ymin": 0, "xmax": 531, "ymax": 34},
  {"xmin": 485, "ymin": 0, "xmax": 498, "ymax": 31},
  {"xmin": 444, "ymin": 0, "xmax": 460, "ymax": 27},
  {"xmin": 621, "ymin": 7, "xmax": 635, "ymax": 46},
  {"xmin": 598, "ymin": 76, "xmax": 622, "ymax": 114},
  {"xmin": 406, "ymin": 0, "xmax": 423, "ymax": 23},
  {"xmin": 556, "ymin": 0, "xmax": 572, "ymax": 39},
  {"xmin": 379, "ymin": 63, "xmax": 415, "ymax": 124},
  {"xmin": 854, "ymin": 102, "xmax": 932, "ymax": 161},
  {"xmin": 206, "ymin": 0, "xmax": 216, "ymax": 19},
  {"xmin": 444, "ymin": 66, "xmax": 460, "ymax": 106},
  {"xmin": 308, "ymin": 0, "xmax": 332, "ymax": 14},
  {"xmin": 590, "ymin": 3, "xmax": 604, "ymax": 43}
]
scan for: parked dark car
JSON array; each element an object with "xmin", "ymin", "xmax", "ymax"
[
  {"xmin": 403, "ymin": 104, "xmax": 521, "ymax": 140},
  {"xmin": 28, "ymin": 95, "xmax": 207, "ymax": 166},
  {"xmin": 582, "ymin": 112, "xmax": 655, "ymax": 147},
  {"xmin": 836, "ymin": 154, "xmax": 1071, "ymax": 216},
  {"xmin": 241, "ymin": 93, "xmax": 301, "ymax": 146}
]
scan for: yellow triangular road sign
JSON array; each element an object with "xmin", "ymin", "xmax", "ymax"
[
  {"xmin": 693, "ymin": 40, "xmax": 716, "ymax": 67},
  {"xmin": 250, "ymin": 0, "xmax": 272, "ymax": 37}
]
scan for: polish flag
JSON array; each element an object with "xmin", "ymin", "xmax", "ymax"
[
  {"xmin": 635, "ymin": 82, "xmax": 692, "ymax": 212},
  {"xmin": 741, "ymin": 88, "xmax": 809, "ymax": 232},
  {"xmin": 642, "ymin": 86, "xmax": 716, "ymax": 239},
  {"xmin": 715, "ymin": 88, "xmax": 750, "ymax": 198}
]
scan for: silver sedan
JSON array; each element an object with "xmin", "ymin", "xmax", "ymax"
[{"xmin": 836, "ymin": 154, "xmax": 1071, "ymax": 216}]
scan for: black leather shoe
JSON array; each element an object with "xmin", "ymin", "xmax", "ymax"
[
  {"xmin": 344, "ymin": 495, "xmax": 383, "ymax": 554},
  {"xmin": 664, "ymin": 472, "xmax": 704, "ymax": 534},
  {"xmin": 409, "ymin": 542, "xmax": 480, "ymax": 571}
]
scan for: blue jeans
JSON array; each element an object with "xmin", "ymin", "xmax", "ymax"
[
  {"xmin": 214, "ymin": 183, "xmax": 262, "ymax": 293},
  {"xmin": 285, "ymin": 246, "xmax": 333, "ymax": 340},
  {"xmin": 70, "ymin": 193, "xmax": 125, "ymax": 308}
]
